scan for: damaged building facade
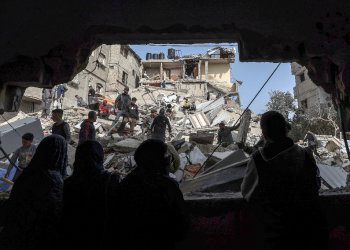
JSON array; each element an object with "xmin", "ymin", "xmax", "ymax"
[
  {"xmin": 106, "ymin": 45, "xmax": 141, "ymax": 92},
  {"xmin": 141, "ymin": 47, "xmax": 241, "ymax": 104},
  {"xmin": 18, "ymin": 44, "xmax": 142, "ymax": 112},
  {"xmin": 292, "ymin": 62, "xmax": 332, "ymax": 113}
]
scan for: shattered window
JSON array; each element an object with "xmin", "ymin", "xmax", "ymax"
[{"xmin": 122, "ymin": 71, "xmax": 128, "ymax": 84}]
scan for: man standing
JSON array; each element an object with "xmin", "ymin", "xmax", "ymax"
[
  {"xmin": 151, "ymin": 108, "xmax": 172, "ymax": 142},
  {"xmin": 41, "ymin": 88, "xmax": 52, "ymax": 118},
  {"xmin": 126, "ymin": 97, "xmax": 139, "ymax": 135},
  {"xmin": 79, "ymin": 111, "xmax": 97, "ymax": 144},
  {"xmin": 5, "ymin": 133, "xmax": 36, "ymax": 181},
  {"xmin": 114, "ymin": 87, "xmax": 131, "ymax": 132},
  {"xmin": 51, "ymin": 109, "xmax": 71, "ymax": 143},
  {"xmin": 88, "ymin": 85, "xmax": 95, "ymax": 106},
  {"xmin": 217, "ymin": 120, "xmax": 240, "ymax": 147},
  {"xmin": 142, "ymin": 109, "xmax": 158, "ymax": 137},
  {"xmin": 241, "ymin": 111, "xmax": 328, "ymax": 250}
]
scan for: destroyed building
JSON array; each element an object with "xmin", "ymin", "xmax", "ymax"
[
  {"xmin": 141, "ymin": 47, "xmax": 241, "ymax": 104},
  {"xmin": 1, "ymin": 1, "xmax": 350, "ymax": 249}
]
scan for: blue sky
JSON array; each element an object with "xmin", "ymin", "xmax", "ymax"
[{"xmin": 130, "ymin": 44, "xmax": 296, "ymax": 114}]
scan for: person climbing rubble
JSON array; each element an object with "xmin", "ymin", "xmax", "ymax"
[
  {"xmin": 126, "ymin": 97, "xmax": 139, "ymax": 135},
  {"xmin": 79, "ymin": 111, "xmax": 97, "ymax": 145},
  {"xmin": 113, "ymin": 86, "xmax": 131, "ymax": 133},
  {"xmin": 304, "ymin": 131, "xmax": 321, "ymax": 158},
  {"xmin": 142, "ymin": 109, "xmax": 158, "ymax": 137},
  {"xmin": 98, "ymin": 99, "xmax": 109, "ymax": 119},
  {"xmin": 41, "ymin": 88, "xmax": 53, "ymax": 118},
  {"xmin": 217, "ymin": 120, "xmax": 240, "ymax": 147},
  {"xmin": 151, "ymin": 108, "xmax": 172, "ymax": 142},
  {"xmin": 4, "ymin": 133, "xmax": 36, "ymax": 182},
  {"xmin": 51, "ymin": 109, "xmax": 71, "ymax": 143},
  {"xmin": 241, "ymin": 111, "xmax": 328, "ymax": 250}
]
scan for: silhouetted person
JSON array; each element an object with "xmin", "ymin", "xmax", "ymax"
[
  {"xmin": 151, "ymin": 108, "xmax": 172, "ymax": 142},
  {"xmin": 0, "ymin": 135, "xmax": 67, "ymax": 250},
  {"xmin": 106, "ymin": 139, "xmax": 189, "ymax": 250},
  {"xmin": 62, "ymin": 141, "xmax": 119, "ymax": 250},
  {"xmin": 79, "ymin": 111, "xmax": 97, "ymax": 145},
  {"xmin": 241, "ymin": 111, "xmax": 328, "ymax": 250}
]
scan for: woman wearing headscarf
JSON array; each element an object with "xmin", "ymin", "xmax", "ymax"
[
  {"xmin": 105, "ymin": 139, "xmax": 189, "ymax": 250},
  {"xmin": 61, "ymin": 140, "xmax": 119, "ymax": 250},
  {"xmin": 0, "ymin": 135, "xmax": 67, "ymax": 250}
]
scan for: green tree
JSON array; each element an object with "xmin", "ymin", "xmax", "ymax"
[{"xmin": 266, "ymin": 90, "xmax": 296, "ymax": 120}]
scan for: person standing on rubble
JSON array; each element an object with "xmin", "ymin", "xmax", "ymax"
[
  {"xmin": 113, "ymin": 86, "xmax": 131, "ymax": 133},
  {"xmin": 304, "ymin": 131, "xmax": 321, "ymax": 158},
  {"xmin": 79, "ymin": 111, "xmax": 97, "ymax": 145},
  {"xmin": 88, "ymin": 84, "xmax": 95, "ymax": 107},
  {"xmin": 241, "ymin": 111, "xmax": 328, "ymax": 250},
  {"xmin": 126, "ymin": 97, "xmax": 139, "ymax": 135},
  {"xmin": 51, "ymin": 109, "xmax": 71, "ymax": 143},
  {"xmin": 41, "ymin": 88, "xmax": 53, "ymax": 118},
  {"xmin": 217, "ymin": 120, "xmax": 240, "ymax": 147},
  {"xmin": 142, "ymin": 109, "xmax": 158, "ymax": 137},
  {"xmin": 105, "ymin": 139, "xmax": 189, "ymax": 250},
  {"xmin": 4, "ymin": 133, "xmax": 36, "ymax": 182},
  {"xmin": 151, "ymin": 108, "xmax": 172, "ymax": 142}
]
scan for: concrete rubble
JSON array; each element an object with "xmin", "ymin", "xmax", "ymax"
[{"xmin": 2, "ymin": 84, "xmax": 350, "ymax": 195}]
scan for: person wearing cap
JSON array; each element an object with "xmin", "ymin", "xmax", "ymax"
[
  {"xmin": 126, "ymin": 97, "xmax": 139, "ymax": 135},
  {"xmin": 217, "ymin": 120, "xmax": 240, "ymax": 147},
  {"xmin": 113, "ymin": 87, "xmax": 131, "ymax": 132},
  {"xmin": 99, "ymin": 99, "xmax": 109, "ymax": 119},
  {"xmin": 241, "ymin": 111, "xmax": 328, "ymax": 249},
  {"xmin": 151, "ymin": 108, "xmax": 172, "ymax": 142},
  {"xmin": 5, "ymin": 133, "xmax": 37, "ymax": 181}
]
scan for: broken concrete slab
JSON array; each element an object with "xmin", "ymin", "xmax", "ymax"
[
  {"xmin": 180, "ymin": 159, "xmax": 248, "ymax": 194},
  {"xmin": 103, "ymin": 153, "xmax": 115, "ymax": 169},
  {"xmin": 202, "ymin": 149, "xmax": 247, "ymax": 174},
  {"xmin": 111, "ymin": 138, "xmax": 142, "ymax": 153},
  {"xmin": 189, "ymin": 132, "xmax": 215, "ymax": 145}
]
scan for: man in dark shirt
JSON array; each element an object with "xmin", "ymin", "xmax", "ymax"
[
  {"xmin": 241, "ymin": 111, "xmax": 328, "ymax": 250},
  {"xmin": 126, "ymin": 97, "xmax": 139, "ymax": 135},
  {"xmin": 151, "ymin": 108, "xmax": 172, "ymax": 142},
  {"xmin": 79, "ymin": 111, "xmax": 97, "ymax": 145},
  {"xmin": 217, "ymin": 120, "xmax": 240, "ymax": 147},
  {"xmin": 51, "ymin": 109, "xmax": 71, "ymax": 143},
  {"xmin": 114, "ymin": 87, "xmax": 131, "ymax": 133}
]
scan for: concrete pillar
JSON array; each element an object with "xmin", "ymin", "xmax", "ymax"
[
  {"xmin": 198, "ymin": 60, "xmax": 202, "ymax": 81},
  {"xmin": 205, "ymin": 60, "xmax": 208, "ymax": 81},
  {"xmin": 160, "ymin": 62, "xmax": 163, "ymax": 81}
]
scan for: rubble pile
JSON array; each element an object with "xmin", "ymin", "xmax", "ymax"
[{"xmin": 2, "ymin": 84, "xmax": 350, "ymax": 195}]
